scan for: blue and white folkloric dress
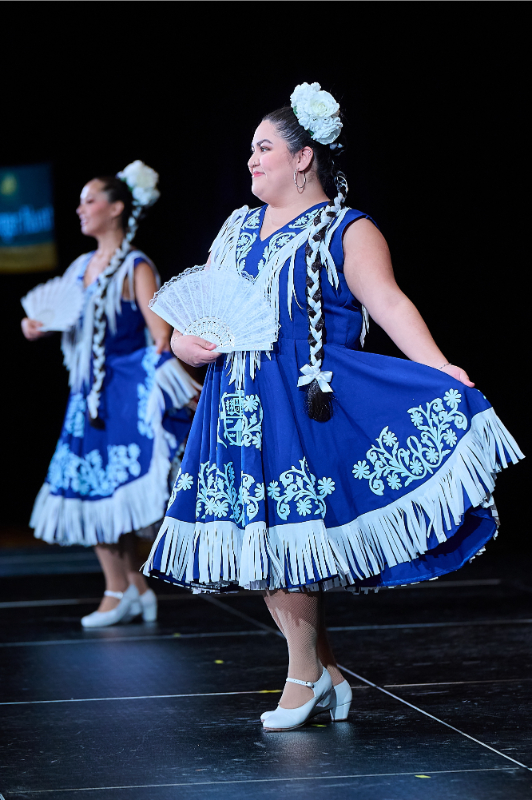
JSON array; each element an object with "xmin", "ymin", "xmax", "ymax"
[
  {"xmin": 31, "ymin": 249, "xmax": 201, "ymax": 546},
  {"xmin": 144, "ymin": 203, "xmax": 524, "ymax": 592}
]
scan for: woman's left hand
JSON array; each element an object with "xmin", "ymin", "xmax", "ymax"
[{"xmin": 440, "ymin": 364, "xmax": 475, "ymax": 387}]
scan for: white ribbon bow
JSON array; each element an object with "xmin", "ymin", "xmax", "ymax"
[{"xmin": 297, "ymin": 363, "xmax": 333, "ymax": 393}]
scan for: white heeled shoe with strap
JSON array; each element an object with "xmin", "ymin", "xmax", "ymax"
[
  {"xmin": 262, "ymin": 668, "xmax": 335, "ymax": 732},
  {"xmin": 261, "ymin": 677, "xmax": 352, "ymax": 724},
  {"xmin": 81, "ymin": 585, "xmax": 141, "ymax": 628}
]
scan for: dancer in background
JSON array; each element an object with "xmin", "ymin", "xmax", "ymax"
[
  {"xmin": 22, "ymin": 161, "xmax": 200, "ymax": 627},
  {"xmin": 143, "ymin": 84, "xmax": 523, "ymax": 731}
]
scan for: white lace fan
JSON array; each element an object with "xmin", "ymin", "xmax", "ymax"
[
  {"xmin": 21, "ymin": 275, "xmax": 84, "ymax": 332},
  {"xmin": 149, "ymin": 267, "xmax": 278, "ymax": 352}
]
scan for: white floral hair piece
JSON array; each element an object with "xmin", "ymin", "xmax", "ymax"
[
  {"xmin": 116, "ymin": 160, "xmax": 160, "ymax": 208},
  {"xmin": 290, "ymin": 82, "xmax": 343, "ymax": 146}
]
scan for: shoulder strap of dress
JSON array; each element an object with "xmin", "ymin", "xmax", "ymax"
[
  {"xmin": 103, "ymin": 248, "xmax": 160, "ymax": 325},
  {"xmin": 320, "ymin": 206, "xmax": 352, "ymax": 289},
  {"xmin": 321, "ymin": 207, "xmax": 373, "ymax": 349},
  {"xmin": 127, "ymin": 248, "xmax": 156, "ymax": 270}
]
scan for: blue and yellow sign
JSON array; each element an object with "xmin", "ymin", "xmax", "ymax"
[{"xmin": 0, "ymin": 163, "xmax": 57, "ymax": 273}]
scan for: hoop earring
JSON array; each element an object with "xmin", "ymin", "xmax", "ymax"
[{"xmin": 293, "ymin": 170, "xmax": 306, "ymax": 192}]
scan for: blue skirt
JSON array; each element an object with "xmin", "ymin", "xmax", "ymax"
[
  {"xmin": 31, "ymin": 347, "xmax": 196, "ymax": 546},
  {"xmin": 144, "ymin": 339, "xmax": 523, "ymax": 592}
]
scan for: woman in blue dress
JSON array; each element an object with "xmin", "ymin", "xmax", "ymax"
[
  {"xmin": 144, "ymin": 85, "xmax": 523, "ymax": 731},
  {"xmin": 22, "ymin": 161, "xmax": 200, "ymax": 627}
]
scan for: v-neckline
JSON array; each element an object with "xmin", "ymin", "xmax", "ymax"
[
  {"xmin": 81, "ymin": 251, "xmax": 100, "ymax": 290},
  {"xmin": 258, "ymin": 201, "xmax": 328, "ymax": 243}
]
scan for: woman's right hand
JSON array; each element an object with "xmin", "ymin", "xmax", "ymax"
[
  {"xmin": 171, "ymin": 330, "xmax": 219, "ymax": 367},
  {"xmin": 21, "ymin": 318, "xmax": 45, "ymax": 340}
]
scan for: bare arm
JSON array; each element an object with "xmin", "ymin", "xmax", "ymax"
[
  {"xmin": 130, "ymin": 262, "xmax": 171, "ymax": 354},
  {"xmin": 342, "ymin": 219, "xmax": 474, "ymax": 387}
]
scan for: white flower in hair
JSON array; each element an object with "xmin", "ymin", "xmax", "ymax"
[
  {"xmin": 290, "ymin": 82, "xmax": 343, "ymax": 145},
  {"xmin": 116, "ymin": 160, "xmax": 160, "ymax": 207}
]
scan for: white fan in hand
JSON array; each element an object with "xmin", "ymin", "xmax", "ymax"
[
  {"xmin": 21, "ymin": 275, "xmax": 84, "ymax": 332},
  {"xmin": 149, "ymin": 267, "xmax": 278, "ymax": 352}
]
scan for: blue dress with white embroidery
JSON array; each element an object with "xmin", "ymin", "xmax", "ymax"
[
  {"xmin": 144, "ymin": 204, "xmax": 523, "ymax": 592},
  {"xmin": 31, "ymin": 250, "xmax": 199, "ymax": 547}
]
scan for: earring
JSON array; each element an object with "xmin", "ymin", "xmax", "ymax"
[{"xmin": 293, "ymin": 170, "xmax": 306, "ymax": 192}]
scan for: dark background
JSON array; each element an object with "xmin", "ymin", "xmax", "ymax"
[{"xmin": 1, "ymin": 6, "xmax": 527, "ymax": 550}]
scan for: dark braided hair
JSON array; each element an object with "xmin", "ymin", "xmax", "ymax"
[
  {"xmin": 96, "ymin": 175, "xmax": 135, "ymax": 233},
  {"xmin": 86, "ymin": 173, "xmax": 155, "ymax": 428},
  {"xmin": 263, "ymin": 107, "xmax": 347, "ymax": 422}
]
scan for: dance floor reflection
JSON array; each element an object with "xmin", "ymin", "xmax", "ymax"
[{"xmin": 1, "ymin": 557, "xmax": 531, "ymax": 799}]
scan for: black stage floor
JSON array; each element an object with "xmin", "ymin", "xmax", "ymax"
[{"xmin": 1, "ymin": 556, "xmax": 531, "ymax": 799}]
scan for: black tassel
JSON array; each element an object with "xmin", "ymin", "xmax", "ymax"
[
  {"xmin": 89, "ymin": 415, "xmax": 106, "ymax": 430},
  {"xmin": 305, "ymin": 379, "xmax": 333, "ymax": 422}
]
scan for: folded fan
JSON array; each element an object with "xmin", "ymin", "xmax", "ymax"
[
  {"xmin": 149, "ymin": 267, "xmax": 278, "ymax": 352},
  {"xmin": 21, "ymin": 276, "xmax": 84, "ymax": 332}
]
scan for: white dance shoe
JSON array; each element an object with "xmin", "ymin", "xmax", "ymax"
[
  {"xmin": 261, "ymin": 677, "xmax": 352, "ymax": 724},
  {"xmin": 138, "ymin": 588, "xmax": 158, "ymax": 622},
  {"xmin": 329, "ymin": 678, "xmax": 353, "ymax": 721},
  {"xmin": 81, "ymin": 585, "xmax": 141, "ymax": 628},
  {"xmin": 262, "ymin": 668, "xmax": 335, "ymax": 732}
]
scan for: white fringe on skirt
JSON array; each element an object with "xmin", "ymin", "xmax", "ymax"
[
  {"xmin": 31, "ymin": 359, "xmax": 200, "ymax": 546},
  {"xmin": 143, "ymin": 407, "xmax": 523, "ymax": 590}
]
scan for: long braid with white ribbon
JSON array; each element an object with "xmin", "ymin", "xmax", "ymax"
[
  {"xmin": 86, "ymin": 161, "xmax": 160, "ymax": 427},
  {"xmin": 87, "ymin": 210, "xmax": 140, "ymax": 428},
  {"xmin": 298, "ymin": 173, "xmax": 347, "ymax": 422}
]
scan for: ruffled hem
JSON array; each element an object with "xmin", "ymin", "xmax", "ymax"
[
  {"xmin": 31, "ymin": 358, "xmax": 199, "ymax": 546},
  {"xmin": 143, "ymin": 407, "xmax": 523, "ymax": 590}
]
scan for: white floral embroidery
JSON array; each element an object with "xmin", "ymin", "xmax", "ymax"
[
  {"xmin": 352, "ymin": 390, "xmax": 468, "ymax": 496},
  {"xmin": 288, "ymin": 210, "xmax": 318, "ymax": 229},
  {"xmin": 64, "ymin": 393, "xmax": 86, "ymax": 437},
  {"xmin": 167, "ymin": 477, "xmax": 179, "ymax": 509},
  {"xmin": 47, "ymin": 442, "xmax": 142, "ymax": 497},
  {"xmin": 236, "ymin": 231, "xmax": 257, "ymax": 275},
  {"xmin": 217, "ymin": 390, "xmax": 263, "ymax": 449},
  {"xmin": 177, "ymin": 471, "xmax": 194, "ymax": 490},
  {"xmin": 235, "ymin": 208, "xmax": 317, "ymax": 282},
  {"xmin": 242, "ymin": 208, "xmax": 261, "ymax": 229},
  {"xmin": 137, "ymin": 348, "xmax": 159, "ymax": 438},
  {"xmin": 267, "ymin": 458, "xmax": 336, "ymax": 521},
  {"xmin": 241, "ymin": 395, "xmax": 259, "ymax": 412},
  {"xmin": 167, "ymin": 467, "xmax": 194, "ymax": 510},
  {"xmin": 196, "ymin": 461, "xmax": 264, "ymax": 525},
  {"xmin": 255, "ymin": 232, "xmax": 295, "ymax": 277}
]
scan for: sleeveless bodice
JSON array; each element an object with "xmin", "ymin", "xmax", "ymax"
[
  {"xmin": 104, "ymin": 299, "xmax": 147, "ymax": 355},
  {"xmin": 80, "ymin": 253, "xmax": 148, "ymax": 357},
  {"xmin": 236, "ymin": 203, "xmax": 371, "ymax": 351}
]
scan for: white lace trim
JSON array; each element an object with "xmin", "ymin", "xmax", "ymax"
[
  {"xmin": 208, "ymin": 205, "xmax": 368, "ymax": 386},
  {"xmin": 60, "ymin": 250, "xmax": 159, "ymax": 392},
  {"xmin": 143, "ymin": 407, "xmax": 523, "ymax": 589}
]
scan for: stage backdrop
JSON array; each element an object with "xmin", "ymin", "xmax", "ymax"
[{"xmin": 0, "ymin": 162, "xmax": 57, "ymax": 273}]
